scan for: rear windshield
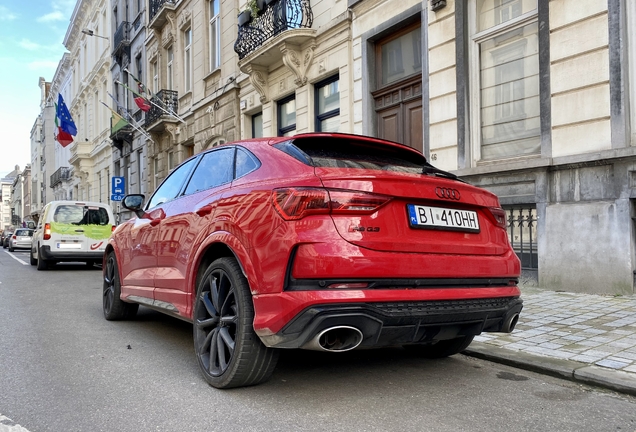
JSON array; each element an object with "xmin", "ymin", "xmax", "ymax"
[
  {"xmin": 274, "ymin": 137, "xmax": 427, "ymax": 174},
  {"xmin": 15, "ymin": 229, "xmax": 33, "ymax": 237},
  {"xmin": 53, "ymin": 205, "xmax": 111, "ymax": 225}
]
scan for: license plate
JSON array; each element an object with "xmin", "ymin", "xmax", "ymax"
[
  {"xmin": 407, "ymin": 204, "xmax": 480, "ymax": 232},
  {"xmin": 57, "ymin": 243, "xmax": 82, "ymax": 249}
]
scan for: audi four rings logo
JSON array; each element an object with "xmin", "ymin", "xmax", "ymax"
[{"xmin": 435, "ymin": 187, "xmax": 461, "ymax": 200}]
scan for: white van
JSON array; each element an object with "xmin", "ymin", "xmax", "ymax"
[{"xmin": 31, "ymin": 201, "xmax": 115, "ymax": 270}]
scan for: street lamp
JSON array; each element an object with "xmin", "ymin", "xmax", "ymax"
[{"xmin": 82, "ymin": 29, "xmax": 109, "ymax": 40}]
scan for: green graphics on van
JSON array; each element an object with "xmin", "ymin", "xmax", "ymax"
[{"xmin": 50, "ymin": 222, "xmax": 112, "ymax": 240}]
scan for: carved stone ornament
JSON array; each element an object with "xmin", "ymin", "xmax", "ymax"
[
  {"xmin": 280, "ymin": 42, "xmax": 316, "ymax": 87},
  {"xmin": 179, "ymin": 9, "xmax": 191, "ymax": 29},
  {"xmin": 165, "ymin": 124, "xmax": 179, "ymax": 144},
  {"xmin": 148, "ymin": 46, "xmax": 158, "ymax": 62},
  {"xmin": 245, "ymin": 64, "xmax": 269, "ymax": 103}
]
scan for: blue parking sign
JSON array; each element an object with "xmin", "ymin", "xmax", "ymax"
[{"xmin": 112, "ymin": 176, "xmax": 125, "ymax": 195}]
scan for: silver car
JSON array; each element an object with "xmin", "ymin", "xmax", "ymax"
[{"xmin": 9, "ymin": 229, "xmax": 34, "ymax": 252}]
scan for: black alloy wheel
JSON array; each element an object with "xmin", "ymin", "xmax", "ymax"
[
  {"xmin": 103, "ymin": 251, "xmax": 139, "ymax": 320},
  {"xmin": 193, "ymin": 257, "xmax": 278, "ymax": 389}
]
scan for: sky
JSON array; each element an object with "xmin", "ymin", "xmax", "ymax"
[{"xmin": 0, "ymin": 0, "xmax": 76, "ymax": 178}]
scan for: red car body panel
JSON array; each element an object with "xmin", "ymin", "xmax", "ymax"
[{"xmin": 107, "ymin": 133, "xmax": 522, "ymax": 350}]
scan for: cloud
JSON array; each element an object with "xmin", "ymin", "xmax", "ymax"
[
  {"xmin": 37, "ymin": 11, "xmax": 65, "ymax": 22},
  {"xmin": 19, "ymin": 39, "xmax": 41, "ymax": 51},
  {"xmin": 0, "ymin": 5, "xmax": 17, "ymax": 20}
]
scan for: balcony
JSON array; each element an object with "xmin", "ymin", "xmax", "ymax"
[
  {"xmin": 113, "ymin": 21, "xmax": 131, "ymax": 65},
  {"xmin": 50, "ymin": 167, "xmax": 71, "ymax": 188},
  {"xmin": 234, "ymin": 0, "xmax": 314, "ymax": 60},
  {"xmin": 144, "ymin": 90, "xmax": 179, "ymax": 132},
  {"xmin": 149, "ymin": 0, "xmax": 176, "ymax": 29}
]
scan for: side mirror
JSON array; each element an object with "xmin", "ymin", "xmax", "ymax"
[{"xmin": 122, "ymin": 194, "xmax": 146, "ymax": 219}]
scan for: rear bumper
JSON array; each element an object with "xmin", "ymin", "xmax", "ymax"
[
  {"xmin": 253, "ymin": 287, "xmax": 522, "ymax": 348},
  {"xmin": 39, "ymin": 245, "xmax": 104, "ymax": 261}
]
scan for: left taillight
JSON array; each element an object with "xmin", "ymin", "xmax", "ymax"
[
  {"xmin": 272, "ymin": 188, "xmax": 391, "ymax": 221},
  {"xmin": 43, "ymin": 223, "xmax": 51, "ymax": 240},
  {"xmin": 112, "ymin": 225, "xmax": 116, "ymax": 233}
]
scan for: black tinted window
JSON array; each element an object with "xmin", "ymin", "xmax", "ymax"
[
  {"xmin": 184, "ymin": 148, "xmax": 234, "ymax": 195},
  {"xmin": 147, "ymin": 157, "xmax": 198, "ymax": 209},
  {"xmin": 275, "ymin": 136, "xmax": 426, "ymax": 173},
  {"xmin": 53, "ymin": 205, "xmax": 110, "ymax": 225},
  {"xmin": 235, "ymin": 147, "xmax": 260, "ymax": 178}
]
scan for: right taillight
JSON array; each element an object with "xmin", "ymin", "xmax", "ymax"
[
  {"xmin": 44, "ymin": 223, "xmax": 51, "ymax": 240},
  {"xmin": 272, "ymin": 188, "xmax": 391, "ymax": 221},
  {"xmin": 487, "ymin": 207, "xmax": 508, "ymax": 229}
]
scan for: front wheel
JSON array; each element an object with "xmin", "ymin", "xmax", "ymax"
[
  {"xmin": 8, "ymin": 246, "xmax": 14, "ymax": 252},
  {"xmin": 103, "ymin": 251, "xmax": 139, "ymax": 320},
  {"xmin": 193, "ymin": 257, "xmax": 279, "ymax": 389},
  {"xmin": 403, "ymin": 335, "xmax": 475, "ymax": 358}
]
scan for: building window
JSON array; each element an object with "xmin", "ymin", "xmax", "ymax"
[
  {"xmin": 209, "ymin": 0, "xmax": 221, "ymax": 71},
  {"xmin": 377, "ymin": 25, "xmax": 421, "ymax": 87},
  {"xmin": 472, "ymin": 0, "xmax": 540, "ymax": 160},
  {"xmin": 167, "ymin": 47, "xmax": 174, "ymax": 90},
  {"xmin": 252, "ymin": 112, "xmax": 263, "ymax": 138},
  {"xmin": 315, "ymin": 76, "xmax": 340, "ymax": 132},
  {"xmin": 184, "ymin": 28, "xmax": 192, "ymax": 92},
  {"xmin": 277, "ymin": 95, "xmax": 296, "ymax": 136},
  {"xmin": 152, "ymin": 60, "xmax": 158, "ymax": 93},
  {"xmin": 136, "ymin": 55, "xmax": 143, "ymax": 88}
]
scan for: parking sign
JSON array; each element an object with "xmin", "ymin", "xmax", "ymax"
[{"xmin": 111, "ymin": 176, "xmax": 125, "ymax": 201}]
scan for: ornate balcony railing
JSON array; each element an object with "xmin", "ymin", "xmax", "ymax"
[
  {"xmin": 50, "ymin": 167, "xmax": 71, "ymax": 188},
  {"xmin": 114, "ymin": 22, "xmax": 130, "ymax": 50},
  {"xmin": 234, "ymin": 0, "xmax": 313, "ymax": 60},
  {"xmin": 144, "ymin": 90, "xmax": 179, "ymax": 128},
  {"xmin": 149, "ymin": 0, "xmax": 176, "ymax": 24}
]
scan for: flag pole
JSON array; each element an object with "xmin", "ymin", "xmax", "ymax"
[{"xmin": 115, "ymin": 80, "xmax": 187, "ymax": 125}]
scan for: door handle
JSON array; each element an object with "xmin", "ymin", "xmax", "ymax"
[{"xmin": 196, "ymin": 205, "xmax": 214, "ymax": 217}]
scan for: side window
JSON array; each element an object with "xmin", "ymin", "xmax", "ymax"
[
  {"xmin": 146, "ymin": 157, "xmax": 198, "ymax": 209},
  {"xmin": 184, "ymin": 148, "xmax": 234, "ymax": 195},
  {"xmin": 235, "ymin": 147, "xmax": 260, "ymax": 178}
]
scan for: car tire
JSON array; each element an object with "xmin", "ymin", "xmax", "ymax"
[
  {"xmin": 30, "ymin": 249, "xmax": 37, "ymax": 266},
  {"xmin": 8, "ymin": 246, "xmax": 14, "ymax": 252},
  {"xmin": 36, "ymin": 247, "xmax": 48, "ymax": 271},
  {"xmin": 193, "ymin": 257, "xmax": 279, "ymax": 389},
  {"xmin": 403, "ymin": 335, "xmax": 475, "ymax": 358},
  {"xmin": 103, "ymin": 251, "xmax": 139, "ymax": 320}
]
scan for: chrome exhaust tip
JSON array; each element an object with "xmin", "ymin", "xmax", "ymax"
[
  {"xmin": 501, "ymin": 313, "xmax": 520, "ymax": 333},
  {"xmin": 303, "ymin": 326, "xmax": 364, "ymax": 352}
]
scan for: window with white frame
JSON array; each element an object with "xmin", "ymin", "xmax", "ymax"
[
  {"xmin": 167, "ymin": 47, "xmax": 174, "ymax": 90},
  {"xmin": 315, "ymin": 76, "xmax": 340, "ymax": 132},
  {"xmin": 277, "ymin": 95, "xmax": 296, "ymax": 136},
  {"xmin": 152, "ymin": 60, "xmax": 158, "ymax": 93},
  {"xmin": 209, "ymin": 0, "xmax": 221, "ymax": 71},
  {"xmin": 471, "ymin": 0, "xmax": 540, "ymax": 161},
  {"xmin": 184, "ymin": 28, "xmax": 192, "ymax": 92}
]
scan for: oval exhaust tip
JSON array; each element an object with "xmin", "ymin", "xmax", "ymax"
[{"xmin": 303, "ymin": 326, "xmax": 364, "ymax": 352}]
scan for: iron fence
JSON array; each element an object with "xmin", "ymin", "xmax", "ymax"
[{"xmin": 505, "ymin": 206, "xmax": 538, "ymax": 271}]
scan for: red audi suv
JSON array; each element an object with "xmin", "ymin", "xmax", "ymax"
[{"xmin": 103, "ymin": 133, "xmax": 522, "ymax": 389}]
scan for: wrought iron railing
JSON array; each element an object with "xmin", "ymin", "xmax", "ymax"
[
  {"xmin": 505, "ymin": 206, "xmax": 538, "ymax": 271},
  {"xmin": 114, "ymin": 21, "xmax": 130, "ymax": 52},
  {"xmin": 149, "ymin": 0, "xmax": 176, "ymax": 22},
  {"xmin": 50, "ymin": 167, "xmax": 71, "ymax": 188},
  {"xmin": 144, "ymin": 89, "xmax": 179, "ymax": 128},
  {"xmin": 234, "ymin": 0, "xmax": 313, "ymax": 60}
]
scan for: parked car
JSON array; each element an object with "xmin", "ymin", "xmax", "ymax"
[
  {"xmin": 2, "ymin": 231, "xmax": 13, "ymax": 249},
  {"xmin": 104, "ymin": 133, "xmax": 522, "ymax": 389},
  {"xmin": 31, "ymin": 201, "xmax": 115, "ymax": 270},
  {"xmin": 9, "ymin": 228, "xmax": 34, "ymax": 252}
]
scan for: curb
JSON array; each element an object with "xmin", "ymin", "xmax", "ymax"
[{"xmin": 463, "ymin": 341, "xmax": 636, "ymax": 397}]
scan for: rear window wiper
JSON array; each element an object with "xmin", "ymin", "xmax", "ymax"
[{"xmin": 421, "ymin": 163, "xmax": 466, "ymax": 183}]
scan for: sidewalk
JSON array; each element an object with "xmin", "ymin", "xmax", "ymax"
[{"xmin": 464, "ymin": 286, "xmax": 636, "ymax": 396}]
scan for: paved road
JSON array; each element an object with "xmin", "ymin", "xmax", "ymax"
[{"xmin": 1, "ymin": 249, "xmax": 636, "ymax": 432}]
